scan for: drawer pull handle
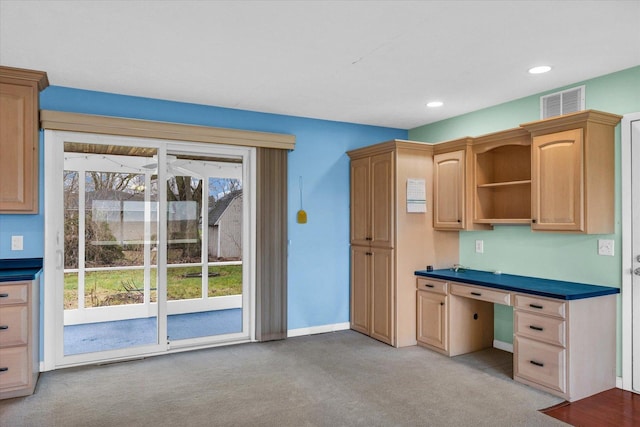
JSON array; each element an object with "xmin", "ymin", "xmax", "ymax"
[
  {"xmin": 529, "ymin": 304, "xmax": 544, "ymax": 309},
  {"xmin": 529, "ymin": 325, "xmax": 544, "ymax": 331},
  {"xmin": 530, "ymin": 360, "xmax": 544, "ymax": 367},
  {"xmin": 0, "ymin": 325, "xmax": 8, "ymax": 330},
  {"xmin": 471, "ymin": 292, "xmax": 482, "ymax": 296},
  {"xmin": 425, "ymin": 284, "xmax": 434, "ymax": 288},
  {"xmin": 0, "ymin": 293, "xmax": 8, "ymax": 298},
  {"xmin": 0, "ymin": 367, "xmax": 8, "ymax": 372}
]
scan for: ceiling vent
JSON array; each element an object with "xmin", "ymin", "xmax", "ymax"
[{"xmin": 540, "ymin": 85, "xmax": 585, "ymax": 119}]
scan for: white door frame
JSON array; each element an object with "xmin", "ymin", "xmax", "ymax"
[
  {"xmin": 43, "ymin": 130, "xmax": 256, "ymax": 370},
  {"xmin": 621, "ymin": 112, "xmax": 640, "ymax": 391}
]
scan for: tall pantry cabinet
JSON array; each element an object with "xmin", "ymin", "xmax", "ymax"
[{"xmin": 348, "ymin": 140, "xmax": 457, "ymax": 348}]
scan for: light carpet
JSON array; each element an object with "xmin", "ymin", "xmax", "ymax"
[{"xmin": 0, "ymin": 330, "xmax": 567, "ymax": 426}]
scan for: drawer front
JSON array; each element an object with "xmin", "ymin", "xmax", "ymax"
[
  {"xmin": 0, "ymin": 346, "xmax": 29, "ymax": 390},
  {"xmin": 514, "ymin": 294, "xmax": 565, "ymax": 318},
  {"xmin": 416, "ymin": 278, "xmax": 448, "ymax": 295},
  {"xmin": 450, "ymin": 283, "xmax": 511, "ymax": 305},
  {"xmin": 0, "ymin": 306, "xmax": 29, "ymax": 347},
  {"xmin": 0, "ymin": 283, "xmax": 28, "ymax": 306},
  {"xmin": 514, "ymin": 336, "xmax": 566, "ymax": 393},
  {"xmin": 515, "ymin": 311, "xmax": 565, "ymax": 347}
]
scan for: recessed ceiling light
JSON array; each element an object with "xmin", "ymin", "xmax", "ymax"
[
  {"xmin": 427, "ymin": 101, "xmax": 443, "ymax": 108},
  {"xmin": 528, "ymin": 65, "xmax": 552, "ymax": 74}
]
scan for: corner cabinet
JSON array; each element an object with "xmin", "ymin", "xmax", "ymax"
[
  {"xmin": 348, "ymin": 140, "xmax": 458, "ymax": 347},
  {"xmin": 521, "ymin": 110, "xmax": 622, "ymax": 233},
  {"xmin": 0, "ymin": 66, "xmax": 49, "ymax": 213}
]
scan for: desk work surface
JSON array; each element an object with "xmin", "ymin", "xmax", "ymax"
[{"xmin": 415, "ymin": 268, "xmax": 619, "ymax": 300}]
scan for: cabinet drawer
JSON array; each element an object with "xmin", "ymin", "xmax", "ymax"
[
  {"xmin": 416, "ymin": 278, "xmax": 447, "ymax": 295},
  {"xmin": 514, "ymin": 336, "xmax": 566, "ymax": 393},
  {"xmin": 0, "ymin": 346, "xmax": 29, "ymax": 390},
  {"xmin": 450, "ymin": 283, "xmax": 511, "ymax": 305},
  {"xmin": 514, "ymin": 294, "xmax": 565, "ymax": 318},
  {"xmin": 515, "ymin": 311, "xmax": 565, "ymax": 347},
  {"xmin": 0, "ymin": 306, "xmax": 28, "ymax": 347},
  {"xmin": 0, "ymin": 283, "xmax": 28, "ymax": 305}
]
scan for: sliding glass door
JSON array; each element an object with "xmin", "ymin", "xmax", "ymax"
[{"xmin": 44, "ymin": 131, "xmax": 254, "ymax": 368}]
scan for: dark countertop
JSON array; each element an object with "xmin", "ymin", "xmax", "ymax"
[
  {"xmin": 0, "ymin": 258, "xmax": 43, "ymax": 282},
  {"xmin": 415, "ymin": 268, "xmax": 619, "ymax": 300}
]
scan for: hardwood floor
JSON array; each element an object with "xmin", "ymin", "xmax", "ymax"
[{"xmin": 541, "ymin": 388, "xmax": 640, "ymax": 426}]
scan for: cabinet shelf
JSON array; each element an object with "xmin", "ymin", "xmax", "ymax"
[
  {"xmin": 474, "ymin": 218, "xmax": 531, "ymax": 225},
  {"xmin": 477, "ymin": 180, "xmax": 531, "ymax": 189}
]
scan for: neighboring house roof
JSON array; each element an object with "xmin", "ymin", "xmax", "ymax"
[{"xmin": 208, "ymin": 190, "xmax": 242, "ymax": 226}]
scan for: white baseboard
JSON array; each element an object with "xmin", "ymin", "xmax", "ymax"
[
  {"xmin": 287, "ymin": 322, "xmax": 350, "ymax": 338},
  {"xmin": 617, "ymin": 376, "xmax": 623, "ymax": 389},
  {"xmin": 493, "ymin": 340, "xmax": 513, "ymax": 353}
]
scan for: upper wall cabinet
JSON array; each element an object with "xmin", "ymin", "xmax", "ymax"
[
  {"xmin": 472, "ymin": 128, "xmax": 531, "ymax": 225},
  {"xmin": 521, "ymin": 110, "xmax": 622, "ymax": 233},
  {"xmin": 0, "ymin": 66, "xmax": 49, "ymax": 214},
  {"xmin": 433, "ymin": 138, "xmax": 477, "ymax": 231}
]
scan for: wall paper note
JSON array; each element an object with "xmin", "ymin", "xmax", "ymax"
[{"xmin": 407, "ymin": 178, "xmax": 426, "ymax": 213}]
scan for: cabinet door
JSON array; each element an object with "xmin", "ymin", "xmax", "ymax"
[
  {"xmin": 433, "ymin": 150, "xmax": 464, "ymax": 229},
  {"xmin": 0, "ymin": 82, "xmax": 38, "ymax": 213},
  {"xmin": 370, "ymin": 247, "xmax": 394, "ymax": 345},
  {"xmin": 417, "ymin": 290, "xmax": 447, "ymax": 350},
  {"xmin": 370, "ymin": 152, "xmax": 394, "ymax": 247},
  {"xmin": 531, "ymin": 129, "xmax": 584, "ymax": 231},
  {"xmin": 350, "ymin": 157, "xmax": 370, "ymax": 246},
  {"xmin": 350, "ymin": 246, "xmax": 370, "ymax": 335}
]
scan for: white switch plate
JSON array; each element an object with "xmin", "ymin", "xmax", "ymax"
[
  {"xmin": 11, "ymin": 235, "xmax": 24, "ymax": 251},
  {"xmin": 475, "ymin": 240, "xmax": 484, "ymax": 253},
  {"xmin": 598, "ymin": 239, "xmax": 614, "ymax": 256}
]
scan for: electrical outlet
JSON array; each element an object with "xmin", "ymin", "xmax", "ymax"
[
  {"xmin": 598, "ymin": 239, "xmax": 614, "ymax": 256},
  {"xmin": 11, "ymin": 235, "xmax": 23, "ymax": 251},
  {"xmin": 475, "ymin": 240, "xmax": 484, "ymax": 254}
]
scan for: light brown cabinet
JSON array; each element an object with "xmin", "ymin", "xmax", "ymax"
[
  {"xmin": 0, "ymin": 279, "xmax": 39, "ymax": 399},
  {"xmin": 350, "ymin": 245, "xmax": 393, "ymax": 344},
  {"xmin": 349, "ymin": 140, "xmax": 458, "ymax": 347},
  {"xmin": 0, "ymin": 66, "xmax": 49, "ymax": 213},
  {"xmin": 513, "ymin": 293, "xmax": 616, "ymax": 401},
  {"xmin": 416, "ymin": 278, "xmax": 448, "ymax": 350},
  {"xmin": 433, "ymin": 150, "xmax": 465, "ymax": 230},
  {"xmin": 521, "ymin": 110, "xmax": 622, "ymax": 233}
]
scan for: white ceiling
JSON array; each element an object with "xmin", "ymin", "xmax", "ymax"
[{"xmin": 1, "ymin": 1, "xmax": 639, "ymax": 129}]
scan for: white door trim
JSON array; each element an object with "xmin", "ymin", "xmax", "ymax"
[
  {"xmin": 621, "ymin": 112, "xmax": 640, "ymax": 391},
  {"xmin": 43, "ymin": 130, "xmax": 256, "ymax": 370}
]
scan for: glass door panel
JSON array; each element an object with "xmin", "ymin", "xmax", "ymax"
[
  {"xmin": 166, "ymin": 160, "xmax": 244, "ymax": 342},
  {"xmin": 62, "ymin": 145, "xmax": 160, "ymax": 356}
]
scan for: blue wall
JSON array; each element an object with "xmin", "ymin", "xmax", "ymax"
[{"xmin": 0, "ymin": 86, "xmax": 406, "ymax": 331}]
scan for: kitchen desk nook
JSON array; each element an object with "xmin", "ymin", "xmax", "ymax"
[{"xmin": 414, "ymin": 268, "xmax": 619, "ymax": 402}]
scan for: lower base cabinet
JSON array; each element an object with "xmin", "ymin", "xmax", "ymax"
[
  {"xmin": 351, "ymin": 245, "xmax": 394, "ymax": 346},
  {"xmin": 0, "ymin": 279, "xmax": 39, "ymax": 399},
  {"xmin": 416, "ymin": 277, "xmax": 617, "ymax": 402}
]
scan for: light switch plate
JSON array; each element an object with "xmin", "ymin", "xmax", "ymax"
[
  {"xmin": 11, "ymin": 235, "xmax": 24, "ymax": 251},
  {"xmin": 475, "ymin": 240, "xmax": 484, "ymax": 254},
  {"xmin": 598, "ymin": 239, "xmax": 614, "ymax": 256}
]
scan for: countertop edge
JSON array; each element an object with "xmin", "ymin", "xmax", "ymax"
[{"xmin": 414, "ymin": 269, "xmax": 620, "ymax": 300}]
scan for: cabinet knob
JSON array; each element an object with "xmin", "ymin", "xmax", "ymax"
[
  {"xmin": 531, "ymin": 219, "xmax": 537, "ymax": 224},
  {"xmin": 0, "ymin": 367, "xmax": 8, "ymax": 372},
  {"xmin": 529, "ymin": 360, "xmax": 544, "ymax": 368},
  {"xmin": 0, "ymin": 325, "xmax": 8, "ymax": 330},
  {"xmin": 529, "ymin": 325, "xmax": 544, "ymax": 331},
  {"xmin": 529, "ymin": 303, "xmax": 544, "ymax": 309},
  {"xmin": 0, "ymin": 293, "xmax": 8, "ymax": 298},
  {"xmin": 457, "ymin": 219, "xmax": 461, "ymax": 223}
]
